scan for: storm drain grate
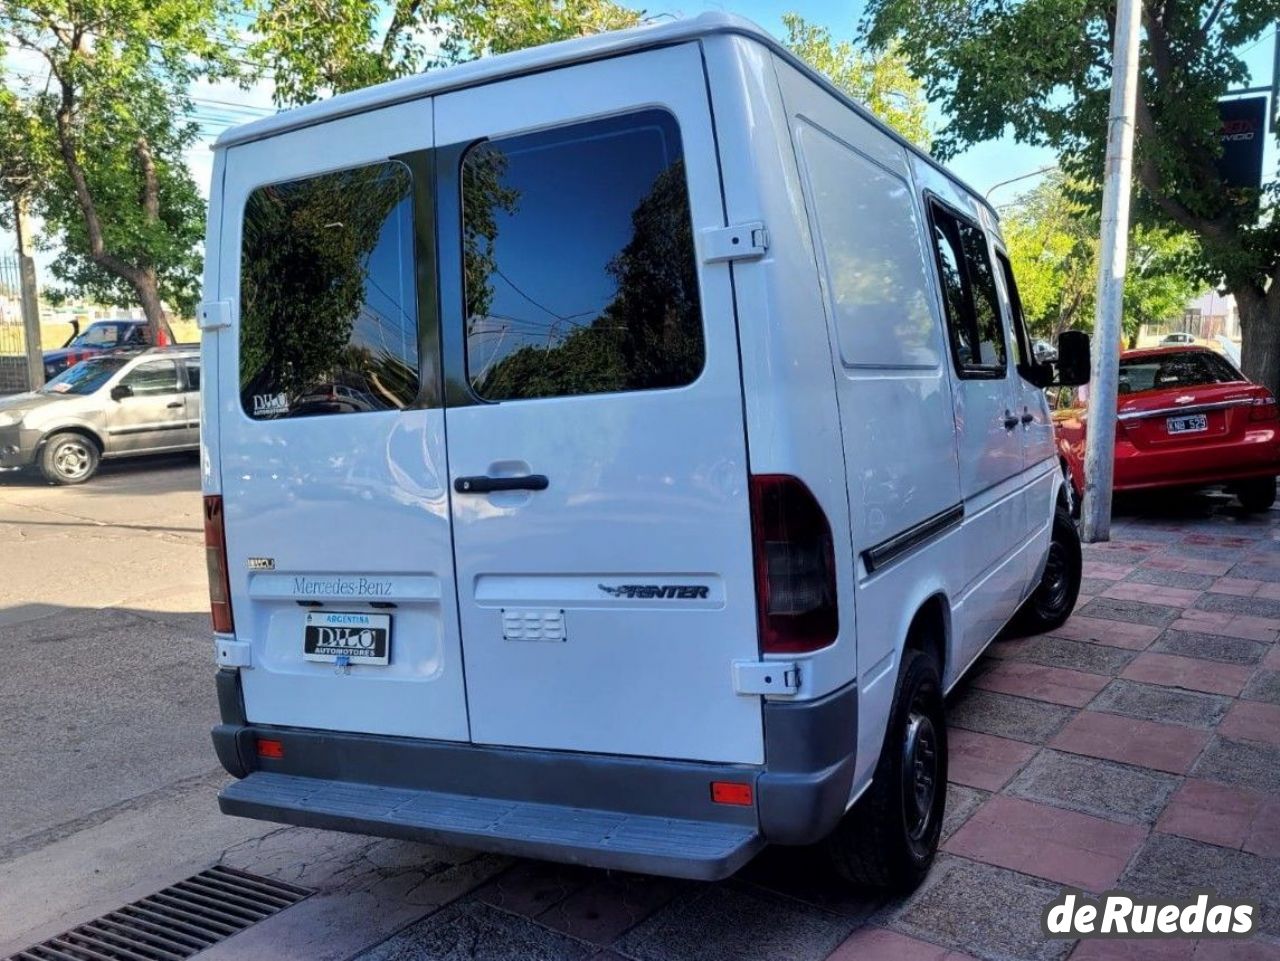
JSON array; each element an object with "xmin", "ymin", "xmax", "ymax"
[{"xmin": 5, "ymin": 865, "xmax": 311, "ymax": 961}]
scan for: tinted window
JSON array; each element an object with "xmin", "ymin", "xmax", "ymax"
[
  {"xmin": 462, "ymin": 110, "xmax": 704, "ymax": 401},
  {"xmin": 122, "ymin": 360, "xmax": 180, "ymax": 395},
  {"xmin": 930, "ymin": 204, "xmax": 1007, "ymax": 376},
  {"xmin": 73, "ymin": 323, "xmax": 123, "ymax": 347},
  {"xmin": 996, "ymin": 251, "xmax": 1029, "ymax": 368},
  {"xmin": 184, "ymin": 359, "xmax": 200, "ymax": 391},
  {"xmin": 1118, "ymin": 351, "xmax": 1245, "ymax": 394},
  {"xmin": 239, "ymin": 161, "xmax": 418, "ymax": 419}
]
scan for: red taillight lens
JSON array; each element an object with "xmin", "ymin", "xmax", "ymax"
[
  {"xmin": 749, "ymin": 474, "xmax": 838, "ymax": 654},
  {"xmin": 203, "ymin": 495, "xmax": 235, "ymax": 634},
  {"xmin": 256, "ymin": 738, "xmax": 284, "ymax": 759},
  {"xmin": 1251, "ymin": 393, "xmax": 1278, "ymax": 421}
]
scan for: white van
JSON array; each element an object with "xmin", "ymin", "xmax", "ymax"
[{"xmin": 200, "ymin": 13, "xmax": 1090, "ymax": 892}]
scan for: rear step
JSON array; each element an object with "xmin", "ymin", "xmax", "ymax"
[{"xmin": 220, "ymin": 772, "xmax": 763, "ymax": 880}]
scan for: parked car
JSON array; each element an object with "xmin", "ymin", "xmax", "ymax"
[
  {"xmin": 0, "ymin": 346, "xmax": 199, "ymax": 484},
  {"xmin": 1050, "ymin": 345, "xmax": 1280, "ymax": 511},
  {"xmin": 42, "ymin": 318, "xmax": 175, "ymax": 381},
  {"xmin": 1159, "ymin": 331, "xmax": 1197, "ymax": 346},
  {"xmin": 200, "ymin": 13, "xmax": 1090, "ymax": 894}
]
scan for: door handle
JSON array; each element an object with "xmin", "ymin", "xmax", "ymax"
[
  {"xmin": 166, "ymin": 401, "xmax": 183, "ymax": 409},
  {"xmin": 1002, "ymin": 411, "xmax": 1019, "ymax": 430},
  {"xmin": 454, "ymin": 474, "xmax": 549, "ymax": 494},
  {"xmin": 1020, "ymin": 410, "xmax": 1035, "ymax": 425}
]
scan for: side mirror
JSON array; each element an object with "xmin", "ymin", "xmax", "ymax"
[
  {"xmin": 1052, "ymin": 331, "xmax": 1091, "ymax": 387},
  {"xmin": 110, "ymin": 383, "xmax": 133, "ymax": 401}
]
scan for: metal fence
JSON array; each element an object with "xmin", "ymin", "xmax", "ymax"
[{"xmin": 0, "ymin": 253, "xmax": 32, "ymax": 392}]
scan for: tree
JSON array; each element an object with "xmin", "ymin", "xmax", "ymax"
[
  {"xmin": 1003, "ymin": 172, "xmax": 1205, "ymax": 344},
  {"xmin": 861, "ymin": 0, "xmax": 1280, "ymax": 392},
  {"xmin": 0, "ymin": 0, "xmax": 239, "ymax": 339},
  {"xmin": 782, "ymin": 13, "xmax": 929, "ymax": 148},
  {"xmin": 249, "ymin": 0, "xmax": 642, "ymax": 107}
]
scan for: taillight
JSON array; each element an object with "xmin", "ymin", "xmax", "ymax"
[
  {"xmin": 204, "ymin": 495, "xmax": 235, "ymax": 633},
  {"xmin": 749, "ymin": 474, "xmax": 838, "ymax": 654},
  {"xmin": 1251, "ymin": 393, "xmax": 1278, "ymax": 421}
]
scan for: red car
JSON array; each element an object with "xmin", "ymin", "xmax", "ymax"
[{"xmin": 1050, "ymin": 345, "xmax": 1280, "ymax": 512}]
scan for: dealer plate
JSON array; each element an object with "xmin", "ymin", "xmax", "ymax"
[
  {"xmin": 303, "ymin": 611, "xmax": 390, "ymax": 665},
  {"xmin": 1167, "ymin": 414, "xmax": 1208, "ymax": 434}
]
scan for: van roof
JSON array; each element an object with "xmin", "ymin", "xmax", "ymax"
[{"xmin": 213, "ymin": 12, "xmax": 996, "ymax": 221}]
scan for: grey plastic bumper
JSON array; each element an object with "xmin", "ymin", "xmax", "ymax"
[
  {"xmin": 211, "ymin": 668, "xmax": 856, "ymax": 877},
  {"xmin": 221, "ymin": 772, "xmax": 763, "ymax": 880}
]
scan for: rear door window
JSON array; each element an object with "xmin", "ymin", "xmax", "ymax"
[
  {"xmin": 1118, "ymin": 351, "xmax": 1245, "ymax": 394},
  {"xmin": 238, "ymin": 160, "xmax": 419, "ymax": 419},
  {"xmin": 460, "ymin": 109, "xmax": 704, "ymax": 401}
]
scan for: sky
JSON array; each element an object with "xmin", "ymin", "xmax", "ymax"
[{"xmin": 4, "ymin": 3, "xmax": 1280, "ymax": 274}]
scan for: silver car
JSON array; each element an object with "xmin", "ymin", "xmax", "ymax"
[{"xmin": 0, "ymin": 347, "xmax": 199, "ymax": 484}]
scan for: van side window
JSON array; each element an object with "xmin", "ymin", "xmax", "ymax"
[
  {"xmin": 797, "ymin": 123, "xmax": 941, "ymax": 369},
  {"xmin": 928, "ymin": 203, "xmax": 1007, "ymax": 377},
  {"xmin": 460, "ymin": 109, "xmax": 704, "ymax": 401},
  {"xmin": 995, "ymin": 250, "xmax": 1031, "ymax": 370},
  {"xmin": 239, "ymin": 161, "xmax": 419, "ymax": 420}
]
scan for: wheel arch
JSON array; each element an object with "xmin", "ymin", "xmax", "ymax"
[
  {"xmin": 38, "ymin": 424, "xmax": 105, "ymax": 456},
  {"xmin": 903, "ymin": 592, "xmax": 950, "ymax": 683}
]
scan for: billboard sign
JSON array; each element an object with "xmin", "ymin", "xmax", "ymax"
[{"xmin": 1217, "ymin": 96, "xmax": 1266, "ymax": 193}]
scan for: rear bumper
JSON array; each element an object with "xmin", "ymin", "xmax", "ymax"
[
  {"xmin": 1114, "ymin": 432, "xmax": 1280, "ymax": 492},
  {"xmin": 212, "ymin": 668, "xmax": 856, "ymax": 880}
]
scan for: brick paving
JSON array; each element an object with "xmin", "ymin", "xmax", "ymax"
[{"xmin": 222, "ymin": 495, "xmax": 1280, "ymax": 961}]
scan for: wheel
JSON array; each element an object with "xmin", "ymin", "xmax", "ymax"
[
  {"xmin": 39, "ymin": 433, "xmax": 100, "ymax": 485},
  {"xmin": 823, "ymin": 649, "xmax": 946, "ymax": 893},
  {"xmin": 1236, "ymin": 477, "xmax": 1276, "ymax": 513},
  {"xmin": 1013, "ymin": 503, "xmax": 1082, "ymax": 634}
]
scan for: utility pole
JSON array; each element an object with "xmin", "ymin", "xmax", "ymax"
[
  {"xmin": 1080, "ymin": 0, "xmax": 1143, "ymax": 543},
  {"xmin": 13, "ymin": 197, "xmax": 43, "ymax": 392}
]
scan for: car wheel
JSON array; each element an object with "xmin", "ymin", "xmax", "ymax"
[
  {"xmin": 823, "ymin": 648, "xmax": 946, "ymax": 893},
  {"xmin": 39, "ymin": 433, "xmax": 100, "ymax": 485},
  {"xmin": 1013, "ymin": 503, "xmax": 1082, "ymax": 635},
  {"xmin": 1237, "ymin": 477, "xmax": 1277, "ymax": 513}
]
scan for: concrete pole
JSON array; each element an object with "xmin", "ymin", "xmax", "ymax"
[
  {"xmin": 13, "ymin": 197, "xmax": 44, "ymax": 392},
  {"xmin": 1080, "ymin": 0, "xmax": 1143, "ymax": 543}
]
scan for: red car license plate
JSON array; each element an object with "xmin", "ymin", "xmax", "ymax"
[{"xmin": 1166, "ymin": 414, "xmax": 1208, "ymax": 434}]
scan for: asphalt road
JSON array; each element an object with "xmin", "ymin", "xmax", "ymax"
[{"xmin": 0, "ymin": 456, "xmax": 278, "ymax": 951}]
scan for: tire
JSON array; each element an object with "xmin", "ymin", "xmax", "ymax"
[
  {"xmin": 39, "ymin": 433, "xmax": 100, "ymax": 485},
  {"xmin": 1013, "ymin": 504, "xmax": 1082, "ymax": 635},
  {"xmin": 1236, "ymin": 477, "xmax": 1277, "ymax": 513},
  {"xmin": 824, "ymin": 649, "xmax": 946, "ymax": 893}
]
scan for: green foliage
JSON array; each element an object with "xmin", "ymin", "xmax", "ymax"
[
  {"xmin": 1003, "ymin": 172, "xmax": 1206, "ymax": 343},
  {"xmin": 861, "ymin": 0, "xmax": 1280, "ymax": 386},
  {"xmin": 249, "ymin": 0, "xmax": 642, "ymax": 107},
  {"xmin": 782, "ymin": 13, "xmax": 929, "ymax": 148},
  {"xmin": 1, "ymin": 0, "xmax": 240, "ymax": 321}
]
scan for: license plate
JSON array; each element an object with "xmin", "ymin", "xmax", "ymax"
[
  {"xmin": 303, "ymin": 611, "xmax": 391, "ymax": 665},
  {"xmin": 1167, "ymin": 414, "xmax": 1208, "ymax": 434}
]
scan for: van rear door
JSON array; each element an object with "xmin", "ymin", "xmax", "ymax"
[
  {"xmin": 435, "ymin": 45, "xmax": 764, "ymax": 764},
  {"xmin": 215, "ymin": 101, "xmax": 472, "ymax": 742}
]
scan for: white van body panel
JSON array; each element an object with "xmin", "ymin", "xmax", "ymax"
[
  {"xmin": 699, "ymin": 36, "xmax": 859, "ymax": 702},
  {"xmin": 214, "ymin": 100, "xmax": 475, "ymax": 742},
  {"xmin": 435, "ymin": 44, "xmax": 764, "ymax": 764},
  {"xmin": 206, "ymin": 14, "xmax": 1072, "ymax": 877}
]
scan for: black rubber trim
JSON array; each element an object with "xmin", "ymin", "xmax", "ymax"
[
  {"xmin": 393, "ymin": 147, "xmax": 443, "ymax": 410},
  {"xmin": 862, "ymin": 503, "xmax": 964, "ymax": 574},
  {"xmin": 757, "ymin": 679, "xmax": 857, "ymax": 844}
]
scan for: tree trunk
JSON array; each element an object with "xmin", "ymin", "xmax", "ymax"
[
  {"xmin": 1234, "ymin": 282, "xmax": 1280, "ymax": 397},
  {"xmin": 133, "ymin": 269, "xmax": 169, "ymax": 346}
]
